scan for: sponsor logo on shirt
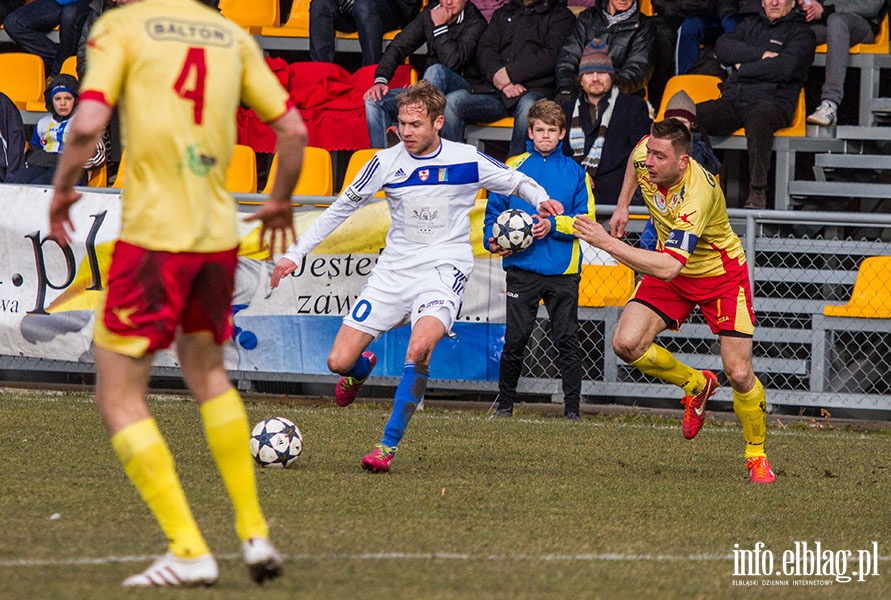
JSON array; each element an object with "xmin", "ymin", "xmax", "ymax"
[
  {"xmin": 147, "ymin": 19, "xmax": 233, "ymax": 47},
  {"xmin": 418, "ymin": 299, "xmax": 446, "ymax": 313},
  {"xmin": 345, "ymin": 188, "xmax": 362, "ymax": 202},
  {"xmin": 419, "ymin": 169, "xmax": 430, "ymax": 182}
]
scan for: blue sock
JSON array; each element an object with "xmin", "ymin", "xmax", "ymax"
[
  {"xmin": 342, "ymin": 353, "xmax": 372, "ymax": 380},
  {"xmin": 381, "ymin": 362, "xmax": 428, "ymax": 448}
]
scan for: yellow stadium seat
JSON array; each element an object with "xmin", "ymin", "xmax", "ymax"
[
  {"xmin": 219, "ymin": 0, "xmax": 279, "ymax": 33},
  {"xmin": 226, "ymin": 144, "xmax": 258, "ymax": 194},
  {"xmin": 112, "ymin": 151, "xmax": 126, "ymax": 189},
  {"xmin": 656, "ymin": 75, "xmax": 722, "ymax": 121},
  {"xmin": 823, "ymin": 256, "xmax": 891, "ymax": 318},
  {"xmin": 657, "ymin": 74, "xmax": 807, "ymax": 137},
  {"xmin": 262, "ymin": 146, "xmax": 334, "ymax": 197},
  {"xmin": 817, "ymin": 14, "xmax": 888, "ymax": 54},
  {"xmin": 638, "ymin": 0, "xmax": 653, "ymax": 16},
  {"xmin": 340, "ymin": 148, "xmax": 385, "ymax": 198},
  {"xmin": 61, "ymin": 55, "xmax": 77, "ymax": 77},
  {"xmin": 0, "ymin": 52, "xmax": 45, "ymax": 110},
  {"xmin": 260, "ymin": 0, "xmax": 310, "ymax": 37},
  {"xmin": 578, "ymin": 263, "xmax": 635, "ymax": 307},
  {"xmin": 86, "ymin": 165, "xmax": 107, "ymax": 187}
]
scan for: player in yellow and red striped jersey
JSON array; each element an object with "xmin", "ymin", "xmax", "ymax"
[
  {"xmin": 573, "ymin": 118, "xmax": 775, "ymax": 485},
  {"xmin": 48, "ymin": 0, "xmax": 308, "ymax": 587}
]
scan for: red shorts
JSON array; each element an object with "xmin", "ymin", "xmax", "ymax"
[
  {"xmin": 631, "ymin": 259, "xmax": 755, "ymax": 336},
  {"xmin": 94, "ymin": 241, "xmax": 238, "ymax": 357}
]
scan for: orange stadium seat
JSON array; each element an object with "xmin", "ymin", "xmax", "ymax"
[
  {"xmin": 340, "ymin": 148, "xmax": 384, "ymax": 198},
  {"xmin": 61, "ymin": 55, "xmax": 77, "ymax": 77},
  {"xmin": 111, "ymin": 151, "xmax": 126, "ymax": 188},
  {"xmin": 0, "ymin": 52, "xmax": 45, "ymax": 110},
  {"xmin": 226, "ymin": 144, "xmax": 258, "ymax": 193},
  {"xmin": 262, "ymin": 146, "xmax": 334, "ymax": 197},
  {"xmin": 219, "ymin": 0, "xmax": 279, "ymax": 33},
  {"xmin": 260, "ymin": 0, "xmax": 310, "ymax": 37},
  {"xmin": 578, "ymin": 263, "xmax": 635, "ymax": 307},
  {"xmin": 824, "ymin": 256, "xmax": 891, "ymax": 318}
]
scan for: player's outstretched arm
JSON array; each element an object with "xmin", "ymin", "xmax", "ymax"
[
  {"xmin": 245, "ymin": 109, "xmax": 308, "ymax": 253},
  {"xmin": 50, "ymin": 99, "xmax": 112, "ymax": 247},
  {"xmin": 574, "ymin": 215, "xmax": 683, "ymax": 281},
  {"xmin": 270, "ymin": 257, "xmax": 298, "ymax": 289},
  {"xmin": 538, "ymin": 199, "xmax": 564, "ymax": 217}
]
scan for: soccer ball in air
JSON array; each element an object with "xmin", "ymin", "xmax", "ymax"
[
  {"xmin": 492, "ymin": 208, "xmax": 535, "ymax": 252},
  {"xmin": 250, "ymin": 417, "xmax": 303, "ymax": 468}
]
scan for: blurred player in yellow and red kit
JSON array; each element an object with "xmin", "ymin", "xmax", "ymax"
[{"xmin": 49, "ymin": 0, "xmax": 308, "ymax": 587}]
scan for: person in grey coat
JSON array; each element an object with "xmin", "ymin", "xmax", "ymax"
[{"xmin": 801, "ymin": 0, "xmax": 887, "ymax": 126}]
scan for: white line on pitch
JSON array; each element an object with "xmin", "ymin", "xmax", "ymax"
[{"xmin": 2, "ymin": 552, "xmax": 890, "ymax": 568}]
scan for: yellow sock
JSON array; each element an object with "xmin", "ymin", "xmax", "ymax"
[
  {"xmin": 111, "ymin": 418, "xmax": 209, "ymax": 558},
  {"xmin": 733, "ymin": 378, "xmax": 768, "ymax": 459},
  {"xmin": 201, "ymin": 389, "xmax": 268, "ymax": 542},
  {"xmin": 628, "ymin": 344, "xmax": 706, "ymax": 395}
]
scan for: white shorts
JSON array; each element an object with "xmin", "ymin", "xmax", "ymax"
[{"xmin": 343, "ymin": 264, "xmax": 467, "ymax": 338}]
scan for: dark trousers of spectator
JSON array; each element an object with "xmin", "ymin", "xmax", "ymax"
[
  {"xmin": 4, "ymin": 0, "xmax": 90, "ymax": 77},
  {"xmin": 647, "ymin": 14, "xmax": 685, "ymax": 112},
  {"xmin": 0, "ymin": 0, "xmax": 25, "ymax": 24},
  {"xmin": 696, "ymin": 98, "xmax": 789, "ymax": 192},
  {"xmin": 309, "ymin": 0, "xmax": 398, "ymax": 66},
  {"xmin": 496, "ymin": 268, "xmax": 582, "ymax": 416}
]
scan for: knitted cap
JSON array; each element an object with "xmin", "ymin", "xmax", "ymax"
[
  {"xmin": 664, "ymin": 90, "xmax": 696, "ymax": 124},
  {"xmin": 578, "ymin": 40, "xmax": 614, "ymax": 75}
]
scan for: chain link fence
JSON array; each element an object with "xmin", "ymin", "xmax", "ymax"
[{"xmin": 520, "ymin": 209, "xmax": 891, "ymax": 414}]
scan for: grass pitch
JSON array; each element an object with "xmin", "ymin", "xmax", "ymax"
[{"xmin": 1, "ymin": 390, "xmax": 889, "ymax": 599}]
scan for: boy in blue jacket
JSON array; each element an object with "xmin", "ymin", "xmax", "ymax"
[{"xmin": 484, "ymin": 99, "xmax": 595, "ymax": 420}]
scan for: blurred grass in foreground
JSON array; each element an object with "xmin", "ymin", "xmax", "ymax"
[{"xmin": 0, "ymin": 390, "xmax": 889, "ymax": 599}]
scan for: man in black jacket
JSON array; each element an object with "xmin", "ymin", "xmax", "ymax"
[
  {"xmin": 556, "ymin": 0, "xmax": 654, "ymax": 97},
  {"xmin": 695, "ymin": 0, "xmax": 815, "ymax": 209},
  {"xmin": 441, "ymin": 0, "xmax": 575, "ymax": 157},
  {"xmin": 557, "ymin": 40, "xmax": 652, "ymax": 205},
  {"xmin": 0, "ymin": 91, "xmax": 25, "ymax": 183},
  {"xmin": 364, "ymin": 0, "xmax": 486, "ymax": 148},
  {"xmin": 310, "ymin": 0, "xmax": 422, "ymax": 66}
]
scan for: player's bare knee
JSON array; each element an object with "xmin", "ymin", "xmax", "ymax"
[
  {"xmin": 612, "ymin": 333, "xmax": 644, "ymax": 363},
  {"xmin": 404, "ymin": 342, "xmax": 432, "ymax": 365},
  {"xmin": 724, "ymin": 363, "xmax": 756, "ymax": 392}
]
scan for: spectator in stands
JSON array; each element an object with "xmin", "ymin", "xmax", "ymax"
[
  {"xmin": 10, "ymin": 74, "xmax": 104, "ymax": 185},
  {"xmin": 441, "ymin": 0, "xmax": 576, "ymax": 157},
  {"xmin": 676, "ymin": 0, "xmax": 762, "ymax": 76},
  {"xmin": 485, "ymin": 99, "xmax": 594, "ymax": 421},
  {"xmin": 364, "ymin": 0, "xmax": 487, "ymax": 148},
  {"xmin": 802, "ymin": 0, "xmax": 886, "ymax": 126},
  {"xmin": 309, "ymin": 0, "xmax": 423, "ymax": 67},
  {"xmin": 470, "ymin": 0, "xmax": 507, "ymax": 20},
  {"xmin": 647, "ymin": 0, "xmax": 719, "ymax": 109},
  {"xmin": 4, "ymin": 0, "xmax": 91, "ymax": 79},
  {"xmin": 0, "ymin": 91, "xmax": 25, "ymax": 183},
  {"xmin": 556, "ymin": 41, "xmax": 651, "ymax": 205},
  {"xmin": 0, "ymin": 0, "xmax": 25, "ymax": 24},
  {"xmin": 556, "ymin": 0, "xmax": 654, "ymax": 97},
  {"xmin": 695, "ymin": 0, "xmax": 815, "ymax": 209},
  {"xmin": 76, "ymin": 0, "xmax": 124, "ymax": 180}
]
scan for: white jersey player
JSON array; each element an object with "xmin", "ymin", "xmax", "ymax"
[{"xmin": 271, "ymin": 81, "xmax": 564, "ymax": 473}]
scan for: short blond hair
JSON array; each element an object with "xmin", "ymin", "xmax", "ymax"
[{"xmin": 396, "ymin": 80, "xmax": 446, "ymax": 122}]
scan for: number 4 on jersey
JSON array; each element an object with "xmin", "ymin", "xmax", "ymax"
[{"xmin": 173, "ymin": 47, "xmax": 207, "ymax": 125}]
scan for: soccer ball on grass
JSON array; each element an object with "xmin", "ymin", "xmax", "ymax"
[
  {"xmin": 492, "ymin": 208, "xmax": 535, "ymax": 252},
  {"xmin": 250, "ymin": 417, "xmax": 303, "ymax": 468}
]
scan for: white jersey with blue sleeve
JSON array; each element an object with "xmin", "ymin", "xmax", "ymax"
[{"xmin": 283, "ymin": 139, "xmax": 549, "ymax": 276}]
